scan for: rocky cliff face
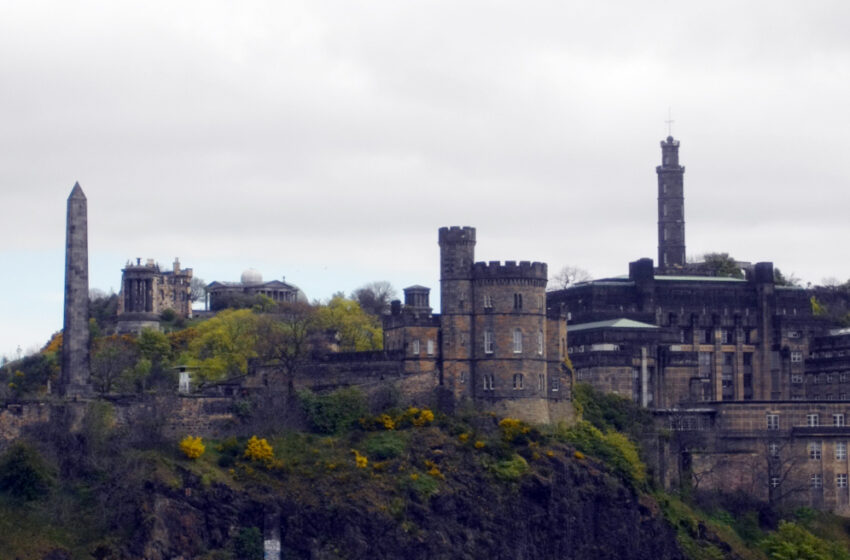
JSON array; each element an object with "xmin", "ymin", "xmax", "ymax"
[{"xmin": 132, "ymin": 454, "xmax": 682, "ymax": 560}]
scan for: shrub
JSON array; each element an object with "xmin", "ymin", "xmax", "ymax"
[
  {"xmin": 499, "ymin": 417, "xmax": 531, "ymax": 443},
  {"xmin": 179, "ymin": 436, "xmax": 205, "ymax": 460},
  {"xmin": 490, "ymin": 454, "xmax": 529, "ymax": 480},
  {"xmin": 233, "ymin": 526, "xmax": 263, "ymax": 560},
  {"xmin": 298, "ymin": 388, "xmax": 368, "ymax": 434},
  {"xmin": 761, "ymin": 520, "xmax": 850, "ymax": 560},
  {"xmin": 244, "ymin": 436, "xmax": 274, "ymax": 462},
  {"xmin": 217, "ymin": 436, "xmax": 242, "ymax": 467},
  {"xmin": 351, "ymin": 449, "xmax": 368, "ymax": 468},
  {"xmin": 364, "ymin": 431, "xmax": 407, "ymax": 460},
  {"xmin": 560, "ymin": 421, "xmax": 646, "ymax": 484},
  {"xmin": 0, "ymin": 442, "xmax": 54, "ymax": 501}
]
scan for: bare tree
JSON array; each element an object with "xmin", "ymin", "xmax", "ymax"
[
  {"xmin": 255, "ymin": 301, "xmax": 318, "ymax": 397},
  {"xmin": 548, "ymin": 265, "xmax": 592, "ymax": 291},
  {"xmin": 189, "ymin": 277, "xmax": 207, "ymax": 304},
  {"xmin": 351, "ymin": 281, "xmax": 397, "ymax": 316}
]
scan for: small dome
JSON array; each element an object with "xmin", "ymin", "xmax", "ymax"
[{"xmin": 241, "ymin": 268, "xmax": 263, "ymax": 285}]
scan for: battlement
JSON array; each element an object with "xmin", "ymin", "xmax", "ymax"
[
  {"xmin": 438, "ymin": 226, "xmax": 476, "ymax": 244},
  {"xmin": 472, "ymin": 260, "xmax": 548, "ymax": 280}
]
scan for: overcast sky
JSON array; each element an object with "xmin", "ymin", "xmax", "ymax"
[{"xmin": 2, "ymin": 1, "xmax": 850, "ymax": 358}]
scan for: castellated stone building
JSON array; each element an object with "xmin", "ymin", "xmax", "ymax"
[
  {"xmin": 117, "ymin": 257, "xmax": 193, "ymax": 333},
  {"xmin": 546, "ymin": 135, "xmax": 850, "ymax": 514},
  {"xmin": 383, "ymin": 227, "xmax": 572, "ymax": 425}
]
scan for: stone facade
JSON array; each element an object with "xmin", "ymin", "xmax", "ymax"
[
  {"xmin": 117, "ymin": 257, "xmax": 193, "ymax": 333},
  {"xmin": 382, "ymin": 227, "xmax": 573, "ymax": 424},
  {"xmin": 657, "ymin": 136, "xmax": 686, "ymax": 271},
  {"xmin": 547, "ymin": 136, "xmax": 850, "ymax": 514},
  {"xmin": 61, "ymin": 183, "xmax": 92, "ymax": 397},
  {"xmin": 205, "ymin": 269, "xmax": 305, "ymax": 311}
]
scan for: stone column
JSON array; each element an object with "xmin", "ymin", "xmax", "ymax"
[{"xmin": 61, "ymin": 182, "xmax": 92, "ymax": 397}]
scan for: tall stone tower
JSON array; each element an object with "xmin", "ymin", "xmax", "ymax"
[
  {"xmin": 438, "ymin": 227, "xmax": 476, "ymax": 400},
  {"xmin": 656, "ymin": 136, "xmax": 686, "ymax": 270},
  {"xmin": 61, "ymin": 182, "xmax": 91, "ymax": 397}
]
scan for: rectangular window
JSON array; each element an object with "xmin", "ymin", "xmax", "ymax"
[
  {"xmin": 809, "ymin": 442, "xmax": 822, "ymax": 460},
  {"xmin": 513, "ymin": 373, "xmax": 524, "ymax": 390},
  {"xmin": 835, "ymin": 414, "xmax": 845, "ymax": 427},
  {"xmin": 791, "ymin": 351, "xmax": 803, "ymax": 363},
  {"xmin": 459, "ymin": 371, "xmax": 466, "ymax": 384},
  {"xmin": 552, "ymin": 378, "xmax": 560, "ymax": 392},
  {"xmin": 837, "ymin": 442, "xmax": 847, "ymax": 460},
  {"xmin": 792, "ymin": 374, "xmax": 803, "ymax": 384},
  {"xmin": 484, "ymin": 331, "xmax": 494, "ymax": 354},
  {"xmin": 698, "ymin": 352, "xmax": 713, "ymax": 378},
  {"xmin": 483, "ymin": 295, "xmax": 493, "ymax": 309},
  {"xmin": 537, "ymin": 295, "xmax": 543, "ymax": 309},
  {"xmin": 838, "ymin": 474, "xmax": 848, "ymax": 489},
  {"xmin": 807, "ymin": 414, "xmax": 819, "ymax": 427},
  {"xmin": 483, "ymin": 374, "xmax": 494, "ymax": 391},
  {"xmin": 426, "ymin": 340, "xmax": 434, "ymax": 356},
  {"xmin": 770, "ymin": 476, "xmax": 781, "ymax": 488},
  {"xmin": 769, "ymin": 442, "xmax": 780, "ymax": 458},
  {"xmin": 513, "ymin": 329, "xmax": 523, "ymax": 353},
  {"xmin": 827, "ymin": 375, "xmax": 834, "ymax": 384},
  {"xmin": 538, "ymin": 374, "xmax": 544, "ymax": 391},
  {"xmin": 720, "ymin": 329, "xmax": 733, "ymax": 344},
  {"xmin": 767, "ymin": 414, "xmax": 779, "ymax": 430},
  {"xmin": 412, "ymin": 339, "xmax": 420, "ymax": 355},
  {"xmin": 842, "ymin": 373, "xmax": 849, "ymax": 383},
  {"xmin": 537, "ymin": 331, "xmax": 544, "ymax": 355},
  {"xmin": 513, "ymin": 293, "xmax": 523, "ymax": 310},
  {"xmin": 811, "ymin": 474, "xmax": 823, "ymax": 489}
]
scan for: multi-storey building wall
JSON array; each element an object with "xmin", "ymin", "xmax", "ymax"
[
  {"xmin": 471, "ymin": 261, "xmax": 550, "ymax": 422},
  {"xmin": 383, "ymin": 227, "xmax": 570, "ymax": 424},
  {"xmin": 117, "ymin": 257, "xmax": 193, "ymax": 333}
]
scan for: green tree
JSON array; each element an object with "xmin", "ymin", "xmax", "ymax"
[
  {"xmin": 761, "ymin": 520, "xmax": 850, "ymax": 560},
  {"xmin": 700, "ymin": 252, "xmax": 744, "ymax": 278},
  {"xmin": 316, "ymin": 296, "xmax": 383, "ymax": 351},
  {"xmin": 0, "ymin": 442, "xmax": 55, "ymax": 501},
  {"xmin": 183, "ymin": 309, "xmax": 258, "ymax": 381}
]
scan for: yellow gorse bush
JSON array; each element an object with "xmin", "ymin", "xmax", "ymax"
[
  {"xmin": 351, "ymin": 449, "xmax": 368, "ymax": 468},
  {"xmin": 498, "ymin": 417, "xmax": 531, "ymax": 442},
  {"xmin": 179, "ymin": 435, "xmax": 205, "ymax": 460},
  {"xmin": 244, "ymin": 436, "xmax": 274, "ymax": 462}
]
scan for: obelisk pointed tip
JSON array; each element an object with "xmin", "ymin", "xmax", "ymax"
[{"xmin": 69, "ymin": 182, "xmax": 86, "ymax": 199}]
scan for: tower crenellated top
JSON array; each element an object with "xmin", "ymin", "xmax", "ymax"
[
  {"xmin": 658, "ymin": 136, "xmax": 683, "ymax": 170},
  {"xmin": 472, "ymin": 260, "xmax": 548, "ymax": 281},
  {"xmin": 438, "ymin": 226, "xmax": 476, "ymax": 245}
]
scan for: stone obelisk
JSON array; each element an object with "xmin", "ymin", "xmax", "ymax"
[{"xmin": 61, "ymin": 182, "xmax": 91, "ymax": 397}]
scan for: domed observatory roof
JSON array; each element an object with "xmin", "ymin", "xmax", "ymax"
[{"xmin": 241, "ymin": 268, "xmax": 263, "ymax": 286}]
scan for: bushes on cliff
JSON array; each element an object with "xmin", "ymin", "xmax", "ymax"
[
  {"xmin": 572, "ymin": 383, "xmax": 653, "ymax": 440},
  {"xmin": 761, "ymin": 520, "xmax": 850, "ymax": 560},
  {"xmin": 558, "ymin": 421, "xmax": 646, "ymax": 485},
  {"xmin": 0, "ymin": 442, "xmax": 55, "ymax": 501},
  {"xmin": 298, "ymin": 388, "xmax": 367, "ymax": 434}
]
